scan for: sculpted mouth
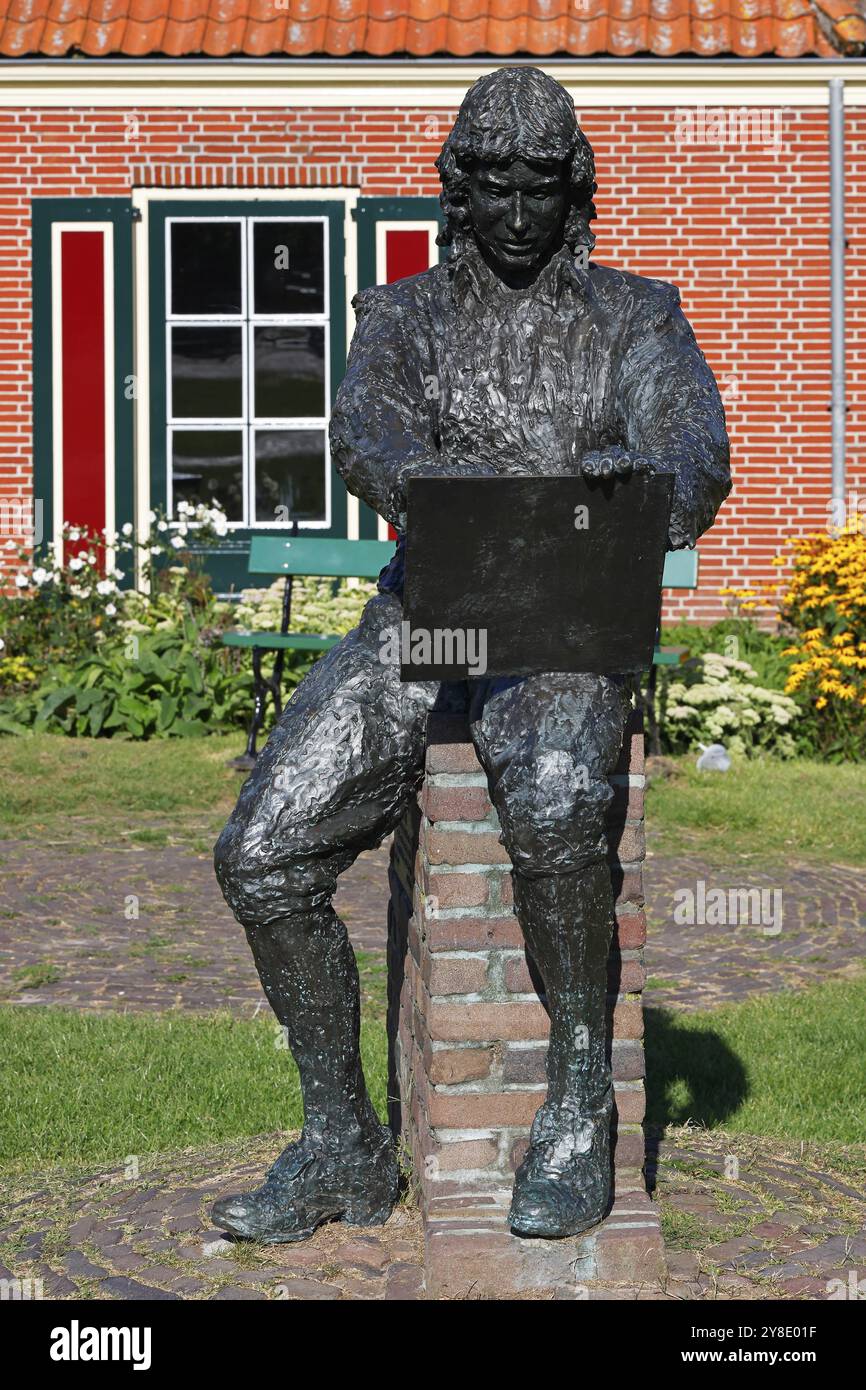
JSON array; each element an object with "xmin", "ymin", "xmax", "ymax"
[{"xmin": 499, "ymin": 242, "xmax": 537, "ymax": 255}]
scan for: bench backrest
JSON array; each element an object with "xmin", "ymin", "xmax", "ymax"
[
  {"xmin": 248, "ymin": 534, "xmax": 698, "ymax": 590},
  {"xmin": 248, "ymin": 535, "xmax": 394, "ymax": 579},
  {"xmin": 661, "ymin": 549, "xmax": 698, "ymax": 589}
]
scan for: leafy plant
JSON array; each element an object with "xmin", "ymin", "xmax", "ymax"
[
  {"xmin": 0, "ymin": 620, "xmax": 250, "ymax": 739},
  {"xmin": 721, "ymin": 515, "xmax": 866, "ymax": 760},
  {"xmin": 230, "ymin": 574, "xmax": 376, "ymax": 638},
  {"xmin": 657, "ymin": 651, "xmax": 800, "ymax": 758}
]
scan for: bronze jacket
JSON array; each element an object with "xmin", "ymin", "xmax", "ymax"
[{"xmin": 329, "ymin": 244, "xmax": 731, "ymax": 592}]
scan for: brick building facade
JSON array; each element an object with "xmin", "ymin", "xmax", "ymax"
[{"xmin": 1, "ymin": 41, "xmax": 865, "ymax": 620}]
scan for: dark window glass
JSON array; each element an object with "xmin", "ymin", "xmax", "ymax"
[
  {"xmin": 254, "ymin": 430, "xmax": 325, "ymax": 523},
  {"xmin": 253, "ymin": 326, "xmax": 325, "ymax": 419},
  {"xmin": 171, "ymin": 326, "xmax": 243, "ymax": 419},
  {"xmin": 253, "ymin": 222, "xmax": 325, "ymax": 316},
  {"xmin": 172, "ymin": 430, "xmax": 243, "ymax": 520},
  {"xmin": 170, "ymin": 222, "xmax": 242, "ymax": 315}
]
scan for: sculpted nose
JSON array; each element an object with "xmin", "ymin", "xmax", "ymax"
[{"xmin": 506, "ymin": 192, "xmax": 528, "ymax": 235}]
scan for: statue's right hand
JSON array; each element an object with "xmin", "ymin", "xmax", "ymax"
[{"xmin": 579, "ymin": 448, "xmax": 654, "ymax": 480}]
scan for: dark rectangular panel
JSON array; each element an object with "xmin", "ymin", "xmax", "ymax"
[{"xmin": 402, "ymin": 474, "xmax": 674, "ymax": 680}]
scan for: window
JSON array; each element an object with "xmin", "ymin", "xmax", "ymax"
[{"xmin": 165, "ymin": 216, "xmax": 330, "ymax": 527}]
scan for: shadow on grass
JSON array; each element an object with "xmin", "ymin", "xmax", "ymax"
[{"xmin": 644, "ymin": 1005, "xmax": 749, "ymax": 1131}]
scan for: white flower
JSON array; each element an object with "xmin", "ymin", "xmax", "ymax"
[
  {"xmin": 150, "ymin": 545, "xmax": 163, "ymax": 556},
  {"xmin": 15, "ymin": 573, "xmax": 28, "ymax": 588},
  {"xmin": 96, "ymin": 579, "xmax": 116, "ymax": 596},
  {"xmin": 157, "ymin": 520, "xmax": 168, "ymax": 532},
  {"xmin": 105, "ymin": 603, "xmax": 117, "ymax": 616},
  {"xmin": 112, "ymin": 568, "xmax": 125, "ymax": 581},
  {"xmin": 31, "ymin": 566, "xmax": 50, "ymax": 586},
  {"xmin": 68, "ymin": 528, "xmax": 81, "ymax": 542},
  {"xmin": 148, "ymin": 510, "xmax": 157, "ymax": 524},
  {"xmin": 177, "ymin": 500, "xmax": 190, "ymax": 515},
  {"xmin": 0, "ymin": 637, "xmax": 4, "ymax": 651},
  {"xmin": 121, "ymin": 522, "xmax": 133, "ymax": 537},
  {"xmin": 170, "ymin": 535, "xmax": 186, "ymax": 550},
  {"xmin": 69, "ymin": 557, "xmax": 85, "ymax": 571}
]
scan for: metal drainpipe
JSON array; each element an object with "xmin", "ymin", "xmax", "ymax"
[{"xmin": 829, "ymin": 77, "xmax": 846, "ymax": 518}]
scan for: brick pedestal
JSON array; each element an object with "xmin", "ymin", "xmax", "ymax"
[{"xmin": 387, "ymin": 709, "xmax": 664, "ymax": 1299}]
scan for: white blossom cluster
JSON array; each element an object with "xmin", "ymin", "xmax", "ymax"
[{"xmin": 663, "ymin": 652, "xmax": 799, "ymax": 757}]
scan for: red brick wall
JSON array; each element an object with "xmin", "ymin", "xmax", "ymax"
[{"xmin": 1, "ymin": 101, "xmax": 863, "ymax": 624}]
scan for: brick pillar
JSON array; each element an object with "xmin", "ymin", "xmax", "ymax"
[{"xmin": 387, "ymin": 709, "xmax": 665, "ymax": 1299}]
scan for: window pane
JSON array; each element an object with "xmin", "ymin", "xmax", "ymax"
[
  {"xmin": 171, "ymin": 222, "xmax": 242, "ymax": 315},
  {"xmin": 253, "ymin": 221, "xmax": 324, "ymax": 315},
  {"xmin": 171, "ymin": 326, "xmax": 243, "ymax": 419},
  {"xmin": 172, "ymin": 430, "xmax": 243, "ymax": 520},
  {"xmin": 254, "ymin": 326, "xmax": 325, "ymax": 418},
  {"xmin": 254, "ymin": 430, "xmax": 326, "ymax": 523}
]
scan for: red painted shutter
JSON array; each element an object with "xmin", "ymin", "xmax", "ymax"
[
  {"xmin": 384, "ymin": 228, "xmax": 432, "ymax": 284},
  {"xmin": 60, "ymin": 229, "xmax": 106, "ymax": 546}
]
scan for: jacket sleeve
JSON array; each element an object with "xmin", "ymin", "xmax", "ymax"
[
  {"xmin": 615, "ymin": 285, "xmax": 731, "ymax": 550},
  {"xmin": 329, "ymin": 283, "xmax": 439, "ymax": 531}
]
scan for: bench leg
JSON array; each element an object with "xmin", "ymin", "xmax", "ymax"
[
  {"xmin": 268, "ymin": 648, "xmax": 286, "ymax": 721},
  {"xmin": 643, "ymin": 663, "xmax": 662, "ymax": 758},
  {"xmin": 229, "ymin": 646, "xmax": 270, "ymax": 772}
]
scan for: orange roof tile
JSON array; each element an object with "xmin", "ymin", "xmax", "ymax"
[{"xmin": 0, "ymin": 0, "xmax": 861, "ymax": 57}]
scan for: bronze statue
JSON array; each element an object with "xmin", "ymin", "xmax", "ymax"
[{"xmin": 212, "ymin": 66, "xmax": 730, "ymax": 1243}]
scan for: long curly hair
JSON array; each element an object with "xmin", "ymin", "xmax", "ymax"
[{"xmin": 436, "ymin": 67, "xmax": 597, "ymax": 259}]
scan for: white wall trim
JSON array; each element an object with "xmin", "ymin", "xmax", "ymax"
[
  {"xmin": 3, "ymin": 61, "xmax": 866, "ymax": 107},
  {"xmin": 50, "ymin": 223, "xmax": 64, "ymax": 553}
]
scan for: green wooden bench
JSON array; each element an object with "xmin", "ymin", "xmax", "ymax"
[
  {"xmin": 223, "ymin": 533, "xmax": 396, "ymax": 767},
  {"xmin": 645, "ymin": 548, "xmax": 700, "ymax": 754}
]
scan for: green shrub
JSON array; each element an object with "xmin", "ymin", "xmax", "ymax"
[
  {"xmin": 230, "ymin": 574, "xmax": 376, "ymax": 637},
  {"xmin": 659, "ymin": 617, "xmax": 793, "ymax": 692},
  {"xmin": 0, "ymin": 618, "xmax": 251, "ymax": 739},
  {"xmin": 657, "ymin": 651, "xmax": 800, "ymax": 758}
]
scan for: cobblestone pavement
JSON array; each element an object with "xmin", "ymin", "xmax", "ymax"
[
  {"xmin": 0, "ymin": 828, "xmax": 390, "ymax": 1014},
  {"xmin": 0, "ymin": 1134, "xmax": 424, "ymax": 1301},
  {"xmin": 1, "ymin": 1130, "xmax": 862, "ymax": 1301},
  {"xmin": 650, "ymin": 1131, "xmax": 866, "ymax": 1302},
  {"xmin": 642, "ymin": 840, "xmax": 866, "ymax": 1011},
  {"xmin": 0, "ymin": 827, "xmax": 863, "ymax": 1014}
]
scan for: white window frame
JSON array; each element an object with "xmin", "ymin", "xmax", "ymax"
[{"xmin": 164, "ymin": 212, "xmax": 332, "ymax": 530}]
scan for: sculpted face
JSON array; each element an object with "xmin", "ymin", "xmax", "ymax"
[{"xmin": 468, "ymin": 157, "xmax": 570, "ymax": 288}]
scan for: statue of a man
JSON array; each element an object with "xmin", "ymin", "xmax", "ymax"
[{"xmin": 212, "ymin": 66, "xmax": 730, "ymax": 1243}]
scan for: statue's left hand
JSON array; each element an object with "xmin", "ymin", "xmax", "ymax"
[{"xmin": 578, "ymin": 448, "xmax": 655, "ymax": 480}]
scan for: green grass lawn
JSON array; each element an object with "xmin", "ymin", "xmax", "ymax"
[
  {"xmin": 646, "ymin": 756, "xmax": 866, "ymax": 867},
  {"xmin": 0, "ymin": 733, "xmax": 240, "ymax": 841},
  {"xmin": 0, "ymin": 1005, "xmax": 387, "ymax": 1176},
  {"xmin": 0, "ymin": 734, "xmax": 862, "ymax": 867},
  {"xmin": 1, "ymin": 973, "xmax": 863, "ymax": 1175},
  {"xmin": 645, "ymin": 973, "xmax": 866, "ymax": 1143}
]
